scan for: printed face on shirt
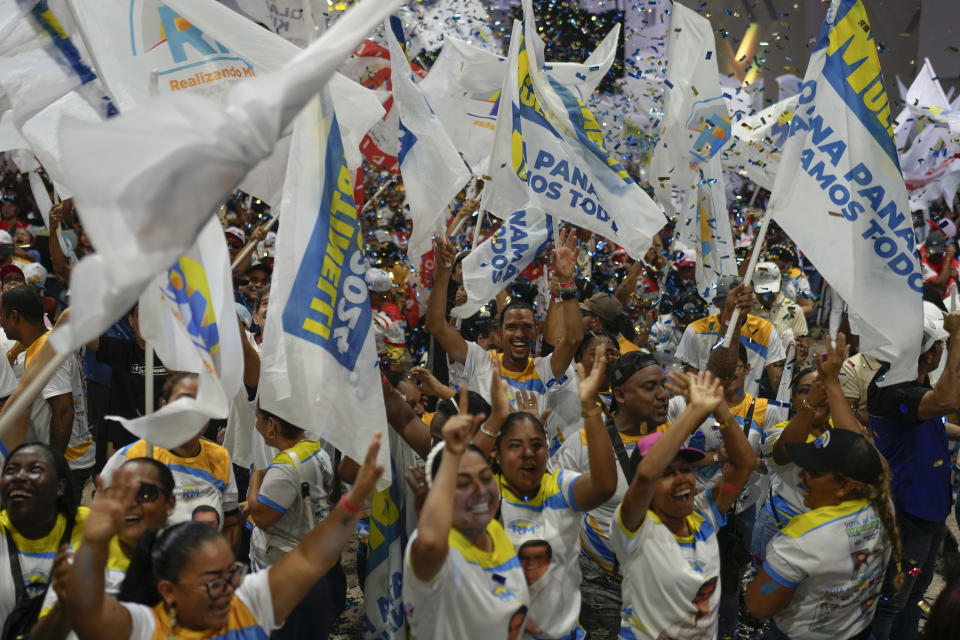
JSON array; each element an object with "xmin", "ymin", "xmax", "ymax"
[
  {"xmin": 507, "ymin": 606, "xmax": 528, "ymax": 640},
  {"xmin": 650, "ymin": 457, "xmax": 697, "ymax": 521},
  {"xmin": 496, "ymin": 416, "xmax": 548, "ymax": 496},
  {"xmin": 615, "ymin": 365, "xmax": 669, "ymax": 425},
  {"xmin": 691, "ymin": 577, "xmax": 718, "ymax": 621},
  {"xmin": 499, "ymin": 308, "xmax": 538, "ymax": 365},
  {"xmin": 0, "ymin": 444, "xmax": 64, "ymax": 526},
  {"xmin": 452, "ymin": 450, "xmax": 500, "ymax": 534},
  {"xmin": 518, "ymin": 540, "xmax": 552, "ymax": 585}
]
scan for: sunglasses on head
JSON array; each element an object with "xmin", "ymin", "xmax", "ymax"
[{"xmin": 135, "ymin": 482, "xmax": 164, "ymax": 504}]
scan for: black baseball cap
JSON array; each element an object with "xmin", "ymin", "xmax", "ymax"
[
  {"xmin": 785, "ymin": 429, "xmax": 884, "ymax": 484},
  {"xmin": 607, "ymin": 350, "xmax": 660, "ymax": 389},
  {"xmin": 926, "ymin": 231, "xmax": 947, "ymax": 252}
]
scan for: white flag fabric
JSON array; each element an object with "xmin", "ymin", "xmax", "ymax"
[
  {"xmin": 385, "ymin": 20, "xmax": 471, "ymax": 272},
  {"xmin": 115, "ymin": 217, "xmax": 243, "ymax": 449},
  {"xmin": 48, "ymin": 0, "xmax": 400, "ymax": 357},
  {"xmin": 452, "ymin": 208, "xmax": 551, "ymax": 319},
  {"xmin": 647, "ymin": 2, "xmax": 735, "ymax": 296},
  {"xmin": 722, "ymin": 95, "xmax": 799, "ymax": 191},
  {"xmin": 234, "ymin": 0, "xmax": 327, "ymax": 48},
  {"xmin": 768, "ymin": 0, "xmax": 922, "ymax": 385},
  {"xmin": 418, "ymin": 27, "xmax": 620, "ymax": 177},
  {"xmin": 892, "ymin": 59, "xmax": 947, "ymax": 153},
  {"xmin": 486, "ymin": 6, "xmax": 663, "ymax": 259},
  {"xmin": 258, "ymin": 87, "xmax": 389, "ymax": 478}
]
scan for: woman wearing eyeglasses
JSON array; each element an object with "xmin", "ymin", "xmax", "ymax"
[
  {"xmin": 32, "ymin": 457, "xmax": 176, "ymax": 639},
  {"xmin": 0, "ymin": 442, "xmax": 82, "ymax": 640},
  {"xmin": 63, "ymin": 433, "xmax": 385, "ymax": 640}
]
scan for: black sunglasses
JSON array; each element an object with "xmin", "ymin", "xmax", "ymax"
[{"xmin": 135, "ymin": 482, "xmax": 164, "ymax": 504}]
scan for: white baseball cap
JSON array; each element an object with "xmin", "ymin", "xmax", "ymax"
[{"xmin": 752, "ymin": 262, "xmax": 782, "ymax": 294}]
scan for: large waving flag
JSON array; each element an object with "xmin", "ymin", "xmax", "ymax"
[
  {"xmin": 486, "ymin": 4, "xmax": 663, "ymax": 258},
  {"xmin": 48, "ymin": 0, "xmax": 401, "ymax": 358},
  {"xmin": 768, "ymin": 0, "xmax": 922, "ymax": 385},
  {"xmin": 119, "ymin": 217, "xmax": 243, "ymax": 448},
  {"xmin": 258, "ymin": 85, "xmax": 388, "ymax": 474},
  {"xmin": 649, "ymin": 2, "xmax": 736, "ymax": 298},
  {"xmin": 421, "ymin": 25, "xmax": 621, "ymax": 177},
  {"xmin": 385, "ymin": 19, "xmax": 471, "ymax": 273},
  {"xmin": 452, "ymin": 208, "xmax": 551, "ymax": 319}
]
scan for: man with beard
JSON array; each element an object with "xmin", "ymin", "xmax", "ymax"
[
  {"xmin": 554, "ymin": 350, "xmax": 670, "ymax": 639},
  {"xmin": 426, "ymin": 229, "xmax": 583, "ymax": 452}
]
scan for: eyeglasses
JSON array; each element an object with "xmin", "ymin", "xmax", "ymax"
[
  {"xmin": 135, "ymin": 482, "xmax": 163, "ymax": 504},
  {"xmin": 178, "ymin": 562, "xmax": 247, "ymax": 599}
]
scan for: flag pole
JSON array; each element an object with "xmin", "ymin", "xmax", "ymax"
[
  {"xmin": 716, "ymin": 212, "xmax": 771, "ymax": 349},
  {"xmin": 231, "ymin": 216, "xmax": 278, "ymax": 271},
  {"xmin": 144, "ymin": 341, "xmax": 154, "ymax": 459}
]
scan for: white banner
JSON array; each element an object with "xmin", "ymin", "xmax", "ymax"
[
  {"xmin": 722, "ymin": 94, "xmax": 799, "ymax": 191},
  {"xmin": 258, "ymin": 87, "xmax": 389, "ymax": 480},
  {"xmin": 452, "ymin": 208, "xmax": 551, "ymax": 319},
  {"xmin": 116, "ymin": 217, "xmax": 243, "ymax": 449},
  {"xmin": 769, "ymin": 0, "xmax": 922, "ymax": 385},
  {"xmin": 385, "ymin": 20, "xmax": 470, "ymax": 272}
]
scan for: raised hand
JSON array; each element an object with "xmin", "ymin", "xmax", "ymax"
[
  {"xmin": 686, "ymin": 370, "xmax": 723, "ymax": 415},
  {"xmin": 817, "ymin": 332, "xmax": 849, "ymax": 381},
  {"xmin": 409, "ymin": 366, "xmax": 454, "ymax": 399},
  {"xmin": 83, "ymin": 467, "xmax": 139, "ymax": 544},
  {"xmin": 442, "ymin": 411, "xmax": 486, "ymax": 455},
  {"xmin": 488, "ymin": 374, "xmax": 511, "ymax": 427},
  {"xmin": 434, "ymin": 235, "xmax": 456, "ymax": 273},
  {"xmin": 577, "ymin": 343, "xmax": 609, "ymax": 404},
  {"xmin": 552, "ymin": 226, "xmax": 578, "ymax": 282},
  {"xmin": 350, "ymin": 432, "xmax": 385, "ymax": 506}
]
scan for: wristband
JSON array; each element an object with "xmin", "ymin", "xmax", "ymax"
[
  {"xmin": 582, "ymin": 405, "xmax": 602, "ymax": 418},
  {"xmin": 479, "ymin": 425, "xmax": 499, "ymax": 439},
  {"xmin": 712, "ymin": 453, "xmax": 720, "ymax": 463},
  {"xmin": 557, "ymin": 280, "xmax": 575, "ymax": 289},
  {"xmin": 559, "ymin": 288, "xmax": 578, "ymax": 301},
  {"xmin": 339, "ymin": 495, "xmax": 364, "ymax": 514}
]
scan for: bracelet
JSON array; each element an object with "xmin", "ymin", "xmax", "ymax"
[
  {"xmin": 716, "ymin": 418, "xmax": 737, "ymax": 430},
  {"xmin": 557, "ymin": 280, "xmax": 575, "ymax": 289},
  {"xmin": 712, "ymin": 452, "xmax": 720, "ymax": 463},
  {"xmin": 479, "ymin": 425, "xmax": 499, "ymax": 439},
  {"xmin": 559, "ymin": 288, "xmax": 578, "ymax": 301},
  {"xmin": 582, "ymin": 405, "xmax": 603, "ymax": 418},
  {"xmin": 799, "ymin": 399, "xmax": 816, "ymax": 413},
  {"xmin": 339, "ymin": 495, "xmax": 364, "ymax": 514}
]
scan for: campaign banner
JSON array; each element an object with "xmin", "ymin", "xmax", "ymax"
[
  {"xmin": 452, "ymin": 208, "xmax": 551, "ymax": 319},
  {"xmin": 768, "ymin": 0, "xmax": 922, "ymax": 385},
  {"xmin": 258, "ymin": 87, "xmax": 389, "ymax": 481},
  {"xmin": 486, "ymin": 5, "xmax": 663, "ymax": 259}
]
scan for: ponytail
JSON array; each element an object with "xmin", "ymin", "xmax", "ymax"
[{"xmin": 851, "ymin": 473, "xmax": 904, "ymax": 590}]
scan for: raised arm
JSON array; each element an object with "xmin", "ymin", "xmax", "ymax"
[
  {"xmin": 917, "ymin": 311, "xmax": 960, "ymax": 420},
  {"xmin": 772, "ymin": 378, "xmax": 827, "ymax": 466},
  {"xmin": 571, "ymin": 346, "xmax": 617, "ymax": 511},
  {"xmin": 619, "ymin": 371, "xmax": 723, "ymax": 532},
  {"xmin": 709, "ymin": 398, "xmax": 757, "ymax": 513},
  {"xmin": 381, "ymin": 376, "xmax": 432, "ymax": 458},
  {"xmin": 48, "ymin": 202, "xmax": 72, "ymax": 283},
  {"xmin": 819, "ymin": 333, "xmax": 862, "ymax": 434},
  {"xmin": 550, "ymin": 227, "xmax": 584, "ymax": 379},
  {"xmin": 409, "ymin": 411, "xmax": 485, "ymax": 582},
  {"xmin": 268, "ymin": 433, "xmax": 384, "ymax": 624},
  {"xmin": 66, "ymin": 473, "xmax": 139, "ymax": 640},
  {"xmin": 424, "ymin": 236, "xmax": 468, "ymax": 364}
]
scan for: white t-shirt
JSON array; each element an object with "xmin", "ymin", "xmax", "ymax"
[
  {"xmin": 101, "ymin": 439, "xmax": 239, "ymax": 529},
  {"xmin": 122, "ymin": 567, "xmax": 277, "ymax": 638},
  {"xmin": 21, "ymin": 341, "xmax": 93, "ymax": 471},
  {"xmin": 554, "ymin": 426, "xmax": 649, "ymax": 576},
  {"xmin": 459, "ymin": 342, "xmax": 579, "ymax": 455},
  {"xmin": 609, "ymin": 491, "xmax": 725, "ymax": 640},
  {"xmin": 675, "ymin": 314, "xmax": 785, "ymax": 398},
  {"xmin": 250, "ymin": 440, "xmax": 334, "ymax": 569},
  {"xmin": 648, "ymin": 312, "xmax": 685, "ymax": 359},
  {"xmin": 498, "ymin": 468, "xmax": 583, "ymax": 639},
  {"xmin": 762, "ymin": 427, "xmax": 814, "ymax": 524},
  {"xmin": 403, "ymin": 521, "xmax": 529, "ymax": 640},
  {"xmin": 763, "ymin": 498, "xmax": 890, "ymax": 639}
]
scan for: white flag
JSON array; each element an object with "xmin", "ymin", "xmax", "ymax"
[
  {"xmin": 452, "ymin": 208, "xmax": 551, "ymax": 319},
  {"xmin": 769, "ymin": 0, "xmax": 922, "ymax": 385},
  {"xmin": 258, "ymin": 86, "xmax": 389, "ymax": 478},
  {"xmin": 385, "ymin": 20, "xmax": 471, "ymax": 272},
  {"xmin": 418, "ymin": 27, "xmax": 620, "ymax": 177},
  {"xmin": 48, "ymin": 0, "xmax": 400, "ymax": 357},
  {"xmin": 486, "ymin": 7, "xmax": 663, "ymax": 259},
  {"xmin": 722, "ymin": 95, "xmax": 799, "ymax": 191},
  {"xmin": 115, "ymin": 217, "xmax": 243, "ymax": 449}
]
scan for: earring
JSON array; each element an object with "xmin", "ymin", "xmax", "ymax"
[{"xmin": 167, "ymin": 603, "xmax": 178, "ymax": 629}]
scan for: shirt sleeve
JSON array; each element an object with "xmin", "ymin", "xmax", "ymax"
[
  {"xmin": 404, "ymin": 530, "xmax": 452, "ymax": 594},
  {"xmin": 838, "ymin": 357, "xmax": 861, "ymax": 400},
  {"xmin": 867, "ymin": 379, "xmax": 929, "ymax": 423},
  {"xmin": 553, "ymin": 430, "xmax": 585, "ymax": 472},
  {"xmin": 667, "ymin": 396, "xmax": 686, "ymax": 425},
  {"xmin": 461, "ymin": 341, "xmax": 490, "ymax": 382},
  {"xmin": 765, "ymin": 327, "xmax": 786, "ymax": 364},
  {"xmin": 763, "ymin": 533, "xmax": 811, "ymax": 589},
  {"xmin": 121, "ymin": 602, "xmax": 158, "ymax": 639},
  {"xmin": 258, "ymin": 461, "xmax": 299, "ymax": 515},
  {"xmin": 237, "ymin": 568, "xmax": 278, "ymax": 631},
  {"xmin": 787, "ymin": 304, "xmax": 809, "ymax": 338},
  {"xmin": 608, "ymin": 503, "xmax": 650, "ymax": 558},
  {"xmin": 0, "ymin": 355, "xmax": 16, "ymax": 399},
  {"xmin": 674, "ymin": 325, "xmax": 700, "ymax": 369},
  {"xmin": 695, "ymin": 488, "xmax": 727, "ymax": 531},
  {"xmin": 555, "ymin": 468, "xmax": 584, "ymax": 512},
  {"xmin": 41, "ymin": 357, "xmax": 73, "ymax": 400}
]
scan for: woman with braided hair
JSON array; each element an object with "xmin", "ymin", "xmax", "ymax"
[{"xmin": 744, "ymin": 427, "xmax": 899, "ymax": 640}]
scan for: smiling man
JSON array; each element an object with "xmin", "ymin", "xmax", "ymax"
[{"xmin": 426, "ymin": 229, "xmax": 584, "ymax": 449}]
